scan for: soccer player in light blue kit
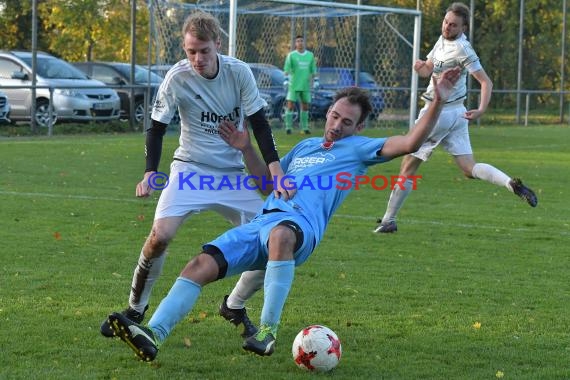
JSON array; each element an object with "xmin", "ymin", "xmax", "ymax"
[{"xmin": 107, "ymin": 67, "xmax": 462, "ymax": 362}]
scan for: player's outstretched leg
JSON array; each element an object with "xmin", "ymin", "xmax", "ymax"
[
  {"xmin": 100, "ymin": 305, "xmax": 148, "ymax": 338},
  {"xmin": 108, "ymin": 312, "xmax": 159, "ymax": 362},
  {"xmin": 509, "ymin": 178, "xmax": 538, "ymax": 207},
  {"xmin": 219, "ymin": 295, "xmax": 258, "ymax": 338},
  {"xmin": 242, "ymin": 260, "xmax": 294, "ymax": 356}
]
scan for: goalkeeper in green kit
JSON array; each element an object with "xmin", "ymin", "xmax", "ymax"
[{"xmin": 283, "ymin": 35, "xmax": 318, "ymax": 135}]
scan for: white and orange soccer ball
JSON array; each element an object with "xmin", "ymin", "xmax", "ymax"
[{"xmin": 291, "ymin": 325, "xmax": 342, "ymax": 372}]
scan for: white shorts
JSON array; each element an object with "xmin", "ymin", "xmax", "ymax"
[
  {"xmin": 154, "ymin": 160, "xmax": 264, "ymax": 225},
  {"xmin": 411, "ymin": 102, "xmax": 473, "ymax": 161}
]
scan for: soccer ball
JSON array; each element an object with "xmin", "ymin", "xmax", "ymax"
[{"xmin": 292, "ymin": 325, "xmax": 342, "ymax": 372}]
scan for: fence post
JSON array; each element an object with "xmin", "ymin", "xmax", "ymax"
[
  {"xmin": 48, "ymin": 88, "xmax": 54, "ymax": 136},
  {"xmin": 524, "ymin": 93, "xmax": 529, "ymax": 127}
]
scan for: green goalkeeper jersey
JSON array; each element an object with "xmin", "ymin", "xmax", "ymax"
[{"xmin": 283, "ymin": 50, "xmax": 317, "ymax": 91}]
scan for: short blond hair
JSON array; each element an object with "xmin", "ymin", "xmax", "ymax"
[{"xmin": 181, "ymin": 10, "xmax": 221, "ymax": 42}]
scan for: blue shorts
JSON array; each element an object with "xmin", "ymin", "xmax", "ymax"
[{"xmin": 204, "ymin": 211, "xmax": 316, "ymax": 277}]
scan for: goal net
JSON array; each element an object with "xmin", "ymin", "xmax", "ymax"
[{"xmin": 148, "ymin": 0, "xmax": 421, "ymax": 127}]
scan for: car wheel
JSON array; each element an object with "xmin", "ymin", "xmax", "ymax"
[
  {"xmin": 134, "ymin": 100, "xmax": 146, "ymax": 124},
  {"xmin": 280, "ymin": 101, "xmax": 299, "ymax": 122},
  {"xmin": 35, "ymin": 99, "xmax": 57, "ymax": 127}
]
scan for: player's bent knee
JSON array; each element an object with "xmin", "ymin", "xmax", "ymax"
[
  {"xmin": 202, "ymin": 245, "xmax": 228, "ymax": 280},
  {"xmin": 146, "ymin": 228, "xmax": 174, "ymax": 252},
  {"xmin": 270, "ymin": 221, "xmax": 304, "ymax": 252},
  {"xmin": 462, "ymin": 168, "xmax": 475, "ymax": 178},
  {"xmin": 181, "ymin": 251, "xmax": 224, "ymax": 285}
]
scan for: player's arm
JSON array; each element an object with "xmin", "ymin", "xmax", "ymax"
[
  {"xmin": 379, "ymin": 67, "xmax": 461, "ymax": 159},
  {"xmin": 136, "ymin": 119, "xmax": 168, "ymax": 197},
  {"xmin": 283, "ymin": 54, "xmax": 291, "ymax": 87},
  {"xmin": 413, "ymin": 59, "xmax": 434, "ymax": 78},
  {"xmin": 247, "ymin": 109, "xmax": 294, "ymax": 199},
  {"xmin": 464, "ymin": 68, "xmax": 493, "ymax": 121},
  {"xmin": 218, "ymin": 121, "xmax": 272, "ymax": 195}
]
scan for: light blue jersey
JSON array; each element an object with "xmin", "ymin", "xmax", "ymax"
[
  {"xmin": 147, "ymin": 134, "xmax": 391, "ymax": 344},
  {"xmin": 206, "ymin": 135, "xmax": 389, "ymax": 276},
  {"xmin": 264, "ymin": 135, "xmax": 388, "ymax": 245}
]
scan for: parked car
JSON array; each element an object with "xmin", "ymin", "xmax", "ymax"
[
  {"xmin": 73, "ymin": 61, "xmax": 164, "ymax": 124},
  {"xmin": 318, "ymin": 67, "xmax": 385, "ymax": 117},
  {"xmin": 246, "ymin": 63, "xmax": 286, "ymax": 120},
  {"xmin": 0, "ymin": 51, "xmax": 121, "ymax": 127},
  {"xmin": 148, "ymin": 64, "xmax": 172, "ymax": 79},
  {"xmin": 248, "ymin": 63, "xmax": 334, "ymax": 121},
  {"xmin": 0, "ymin": 90, "xmax": 10, "ymax": 124}
]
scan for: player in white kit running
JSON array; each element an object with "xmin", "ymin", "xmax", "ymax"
[
  {"xmin": 100, "ymin": 10, "xmax": 291, "ymax": 337},
  {"xmin": 375, "ymin": 2, "xmax": 537, "ymax": 234}
]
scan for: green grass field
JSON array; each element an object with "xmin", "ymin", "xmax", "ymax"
[{"xmin": 1, "ymin": 124, "xmax": 569, "ymax": 379}]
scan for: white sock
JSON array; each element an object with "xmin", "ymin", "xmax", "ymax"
[
  {"xmin": 471, "ymin": 163, "xmax": 512, "ymax": 190},
  {"xmin": 128, "ymin": 250, "xmax": 167, "ymax": 313},
  {"xmin": 381, "ymin": 179, "xmax": 414, "ymax": 223},
  {"xmin": 226, "ymin": 270, "xmax": 265, "ymax": 309}
]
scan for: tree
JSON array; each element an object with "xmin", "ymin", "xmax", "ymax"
[
  {"xmin": 37, "ymin": 0, "xmax": 150, "ymax": 63},
  {"xmin": 0, "ymin": 0, "xmax": 38, "ymax": 50}
]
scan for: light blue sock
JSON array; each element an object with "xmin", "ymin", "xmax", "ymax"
[
  {"xmin": 147, "ymin": 277, "xmax": 201, "ymax": 343},
  {"xmin": 260, "ymin": 260, "xmax": 295, "ymax": 334}
]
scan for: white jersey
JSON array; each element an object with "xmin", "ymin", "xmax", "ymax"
[
  {"xmin": 422, "ymin": 33, "xmax": 483, "ymax": 104},
  {"xmin": 151, "ymin": 55, "xmax": 267, "ymax": 170}
]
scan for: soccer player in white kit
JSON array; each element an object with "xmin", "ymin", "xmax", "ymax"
[
  {"xmin": 375, "ymin": 2, "xmax": 537, "ymax": 234},
  {"xmin": 100, "ymin": 10, "xmax": 291, "ymax": 337}
]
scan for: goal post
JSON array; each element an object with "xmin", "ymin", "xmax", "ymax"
[{"xmin": 149, "ymin": 0, "xmax": 422, "ymax": 127}]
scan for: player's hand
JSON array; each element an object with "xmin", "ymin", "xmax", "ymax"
[
  {"xmin": 219, "ymin": 120, "xmax": 251, "ymax": 151},
  {"xmin": 464, "ymin": 109, "xmax": 484, "ymax": 121},
  {"xmin": 267, "ymin": 162, "xmax": 296, "ymax": 200},
  {"xmin": 273, "ymin": 174, "xmax": 297, "ymax": 201},
  {"xmin": 433, "ymin": 66, "xmax": 461, "ymax": 103},
  {"xmin": 136, "ymin": 171, "xmax": 155, "ymax": 198},
  {"xmin": 413, "ymin": 60, "xmax": 427, "ymax": 72}
]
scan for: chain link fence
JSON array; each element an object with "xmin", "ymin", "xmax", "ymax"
[
  {"xmin": 147, "ymin": 0, "xmax": 570, "ymax": 127},
  {"xmin": 149, "ymin": 0, "xmax": 421, "ymax": 127}
]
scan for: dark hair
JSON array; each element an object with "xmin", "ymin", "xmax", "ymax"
[
  {"xmin": 333, "ymin": 87, "xmax": 372, "ymax": 125},
  {"xmin": 295, "ymin": 35, "xmax": 304, "ymax": 40},
  {"xmin": 446, "ymin": 2, "xmax": 470, "ymax": 32},
  {"xmin": 182, "ymin": 10, "xmax": 221, "ymax": 42}
]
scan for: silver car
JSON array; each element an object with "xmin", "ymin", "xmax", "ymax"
[
  {"xmin": 73, "ymin": 61, "xmax": 164, "ymax": 124},
  {"xmin": 0, "ymin": 51, "xmax": 121, "ymax": 127},
  {"xmin": 0, "ymin": 90, "xmax": 9, "ymax": 124}
]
